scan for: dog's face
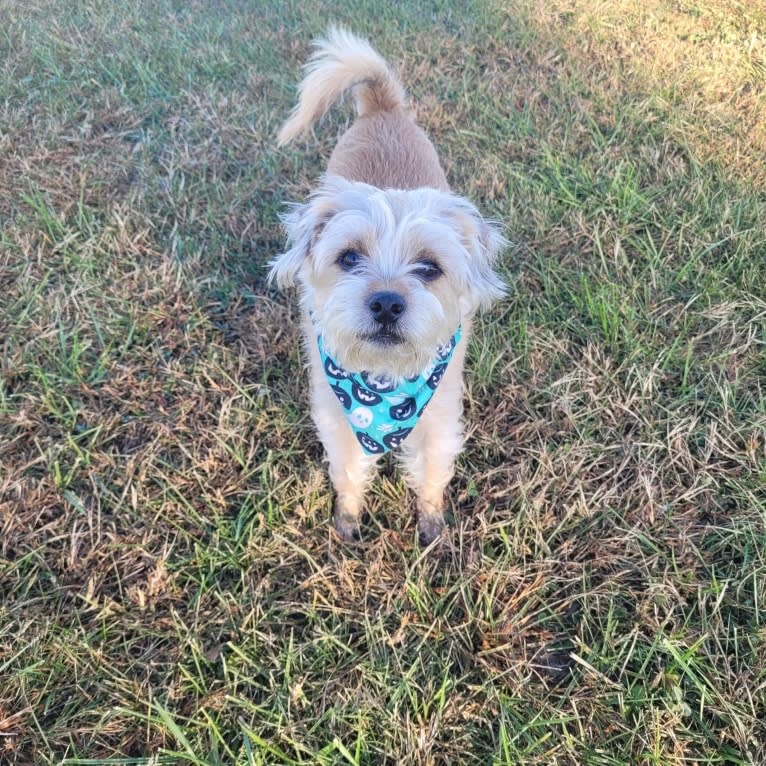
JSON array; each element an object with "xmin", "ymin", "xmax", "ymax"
[{"xmin": 270, "ymin": 175, "xmax": 506, "ymax": 377}]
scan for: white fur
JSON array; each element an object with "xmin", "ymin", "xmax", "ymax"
[
  {"xmin": 270, "ymin": 29, "xmax": 507, "ymax": 544},
  {"xmin": 269, "ymin": 176, "xmax": 506, "ymax": 378}
]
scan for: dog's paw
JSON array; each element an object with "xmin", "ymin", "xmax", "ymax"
[
  {"xmin": 417, "ymin": 513, "xmax": 446, "ymax": 547},
  {"xmin": 333, "ymin": 509, "xmax": 361, "ymax": 541}
]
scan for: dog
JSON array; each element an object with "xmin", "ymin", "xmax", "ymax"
[{"xmin": 270, "ymin": 27, "xmax": 506, "ymax": 544}]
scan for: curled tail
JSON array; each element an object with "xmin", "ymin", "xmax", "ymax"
[{"xmin": 277, "ymin": 26, "xmax": 407, "ymax": 146}]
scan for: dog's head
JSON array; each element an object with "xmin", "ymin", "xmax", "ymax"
[{"xmin": 269, "ymin": 175, "xmax": 506, "ymax": 377}]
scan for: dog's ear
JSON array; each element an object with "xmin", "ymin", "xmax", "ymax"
[
  {"xmin": 442, "ymin": 196, "xmax": 507, "ymax": 310},
  {"xmin": 268, "ymin": 202, "xmax": 316, "ymax": 288},
  {"xmin": 268, "ymin": 175, "xmax": 355, "ymax": 288}
]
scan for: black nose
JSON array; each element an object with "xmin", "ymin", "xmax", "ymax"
[{"xmin": 368, "ymin": 291, "xmax": 406, "ymax": 325}]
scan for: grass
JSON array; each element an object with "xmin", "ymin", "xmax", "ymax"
[{"xmin": 1, "ymin": 0, "xmax": 765, "ymax": 763}]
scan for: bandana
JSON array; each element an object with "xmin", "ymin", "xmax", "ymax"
[{"xmin": 318, "ymin": 327, "xmax": 462, "ymax": 455}]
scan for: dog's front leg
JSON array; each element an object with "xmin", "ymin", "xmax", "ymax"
[
  {"xmin": 398, "ymin": 363, "xmax": 465, "ymax": 545},
  {"xmin": 329, "ymin": 435, "xmax": 379, "ymax": 540},
  {"xmin": 310, "ymin": 376, "xmax": 379, "ymax": 540}
]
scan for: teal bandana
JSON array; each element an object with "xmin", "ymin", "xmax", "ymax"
[{"xmin": 318, "ymin": 327, "xmax": 462, "ymax": 455}]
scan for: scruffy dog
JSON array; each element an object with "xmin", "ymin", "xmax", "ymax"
[{"xmin": 270, "ymin": 28, "xmax": 506, "ymax": 544}]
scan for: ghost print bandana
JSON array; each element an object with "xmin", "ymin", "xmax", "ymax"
[{"xmin": 318, "ymin": 327, "xmax": 462, "ymax": 455}]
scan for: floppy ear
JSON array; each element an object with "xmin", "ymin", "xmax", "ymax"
[
  {"xmin": 268, "ymin": 202, "xmax": 315, "ymax": 288},
  {"xmin": 268, "ymin": 175, "xmax": 356, "ymax": 288},
  {"xmin": 443, "ymin": 196, "xmax": 508, "ymax": 310}
]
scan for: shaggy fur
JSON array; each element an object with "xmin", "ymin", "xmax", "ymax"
[{"xmin": 270, "ymin": 27, "xmax": 506, "ymax": 544}]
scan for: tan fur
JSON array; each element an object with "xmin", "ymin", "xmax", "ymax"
[
  {"xmin": 328, "ymin": 112, "xmax": 449, "ymax": 190},
  {"xmin": 277, "ymin": 26, "xmax": 408, "ymax": 147},
  {"xmin": 272, "ymin": 28, "xmax": 505, "ymax": 545}
]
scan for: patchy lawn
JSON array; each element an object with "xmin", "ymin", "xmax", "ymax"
[{"xmin": 1, "ymin": 0, "xmax": 765, "ymax": 763}]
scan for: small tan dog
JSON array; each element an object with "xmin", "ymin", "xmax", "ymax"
[{"xmin": 270, "ymin": 28, "xmax": 506, "ymax": 544}]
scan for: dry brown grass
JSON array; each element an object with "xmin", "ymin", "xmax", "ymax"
[
  {"xmin": 521, "ymin": 0, "xmax": 766, "ymax": 185},
  {"xmin": 2, "ymin": 0, "xmax": 765, "ymax": 764}
]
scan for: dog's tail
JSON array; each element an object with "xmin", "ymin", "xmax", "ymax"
[{"xmin": 277, "ymin": 27, "xmax": 407, "ymax": 146}]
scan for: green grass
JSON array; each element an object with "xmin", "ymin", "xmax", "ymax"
[{"xmin": 2, "ymin": 0, "xmax": 766, "ymax": 763}]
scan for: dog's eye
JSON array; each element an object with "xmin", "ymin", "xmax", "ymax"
[
  {"xmin": 337, "ymin": 249, "xmax": 363, "ymax": 271},
  {"xmin": 414, "ymin": 260, "xmax": 442, "ymax": 282}
]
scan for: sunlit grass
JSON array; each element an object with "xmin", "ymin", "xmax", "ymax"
[{"xmin": 1, "ymin": 0, "xmax": 765, "ymax": 764}]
